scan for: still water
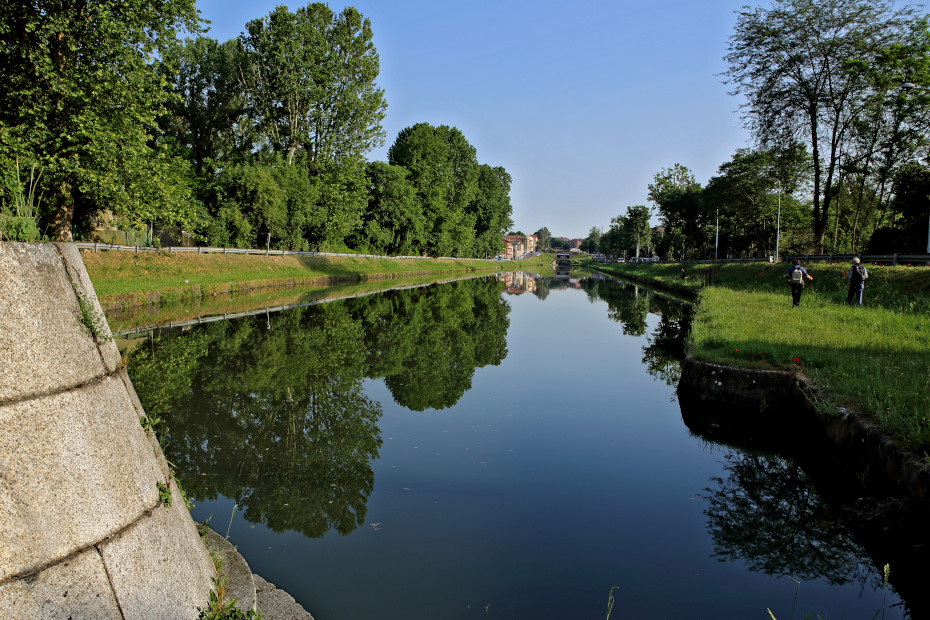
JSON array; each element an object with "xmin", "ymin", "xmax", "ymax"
[{"xmin": 122, "ymin": 272, "xmax": 912, "ymax": 619}]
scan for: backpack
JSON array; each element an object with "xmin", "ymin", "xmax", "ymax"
[
  {"xmin": 850, "ymin": 264, "xmax": 866, "ymax": 285},
  {"xmin": 790, "ymin": 267, "xmax": 804, "ymax": 284}
]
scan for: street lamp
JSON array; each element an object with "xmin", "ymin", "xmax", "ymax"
[
  {"xmin": 775, "ymin": 180, "xmax": 782, "ymax": 262},
  {"xmin": 900, "ymin": 82, "xmax": 930, "ymax": 253}
]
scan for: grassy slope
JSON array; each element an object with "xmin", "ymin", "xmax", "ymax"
[
  {"xmin": 83, "ymin": 250, "xmax": 552, "ymax": 301},
  {"xmin": 589, "ymin": 259, "xmax": 930, "ymax": 450}
]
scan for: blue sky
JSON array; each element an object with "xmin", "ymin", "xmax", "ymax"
[{"xmin": 194, "ymin": 0, "xmax": 755, "ymax": 238}]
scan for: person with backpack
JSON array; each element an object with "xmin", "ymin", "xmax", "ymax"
[
  {"xmin": 786, "ymin": 260, "xmax": 814, "ymax": 307},
  {"xmin": 846, "ymin": 257, "xmax": 868, "ymax": 306}
]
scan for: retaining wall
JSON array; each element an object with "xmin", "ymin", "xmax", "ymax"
[
  {"xmin": 0, "ymin": 242, "xmax": 216, "ymax": 618},
  {"xmin": 678, "ymin": 357, "xmax": 930, "ymax": 507}
]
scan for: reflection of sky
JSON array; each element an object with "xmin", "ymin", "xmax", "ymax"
[{"xmin": 192, "ymin": 281, "xmax": 897, "ymax": 620}]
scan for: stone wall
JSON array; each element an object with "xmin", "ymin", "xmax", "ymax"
[{"xmin": 0, "ymin": 242, "xmax": 215, "ymax": 618}]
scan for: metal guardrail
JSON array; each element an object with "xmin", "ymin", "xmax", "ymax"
[
  {"xmin": 73, "ymin": 242, "xmax": 501, "ymax": 262},
  {"xmin": 782, "ymin": 253, "xmax": 930, "ymax": 266},
  {"xmin": 653, "ymin": 253, "xmax": 930, "ymax": 266}
]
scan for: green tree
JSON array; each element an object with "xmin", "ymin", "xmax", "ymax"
[
  {"xmin": 533, "ymin": 227, "xmax": 551, "ymax": 249},
  {"xmin": 0, "ymin": 0, "xmax": 202, "ymax": 239},
  {"xmin": 348, "ymin": 161, "xmax": 424, "ymax": 255},
  {"xmin": 648, "ymin": 164, "xmax": 706, "ymax": 258},
  {"xmin": 468, "ymin": 165, "xmax": 514, "ymax": 258},
  {"xmin": 238, "ymin": 4, "xmax": 386, "ymax": 167},
  {"xmin": 160, "ymin": 37, "xmax": 249, "ymax": 178},
  {"xmin": 723, "ymin": 0, "xmax": 925, "ymax": 253},
  {"xmin": 388, "ymin": 123, "xmax": 480, "ymax": 256}
]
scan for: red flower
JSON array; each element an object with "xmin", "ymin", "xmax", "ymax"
[{"xmin": 792, "ymin": 357, "xmax": 800, "ymax": 364}]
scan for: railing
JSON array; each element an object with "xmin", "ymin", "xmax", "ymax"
[
  {"xmin": 73, "ymin": 242, "xmax": 501, "ymax": 262},
  {"xmin": 657, "ymin": 253, "xmax": 930, "ymax": 266}
]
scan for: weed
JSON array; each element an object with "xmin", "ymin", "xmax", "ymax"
[
  {"xmin": 197, "ymin": 586, "xmax": 263, "ymax": 619},
  {"xmin": 156, "ymin": 480, "xmax": 172, "ymax": 506},
  {"xmin": 606, "ymin": 585, "xmax": 618, "ymax": 620},
  {"xmin": 75, "ymin": 289, "xmax": 113, "ymax": 344}
]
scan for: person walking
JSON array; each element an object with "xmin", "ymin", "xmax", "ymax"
[
  {"xmin": 786, "ymin": 260, "xmax": 814, "ymax": 307},
  {"xmin": 846, "ymin": 257, "xmax": 868, "ymax": 306}
]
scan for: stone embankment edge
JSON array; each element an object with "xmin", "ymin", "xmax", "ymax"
[
  {"xmin": 678, "ymin": 358, "xmax": 930, "ymax": 507},
  {"xmin": 202, "ymin": 529, "xmax": 313, "ymax": 619},
  {"xmin": 590, "ymin": 264, "xmax": 930, "ymax": 508}
]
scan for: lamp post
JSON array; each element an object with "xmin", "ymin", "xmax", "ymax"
[
  {"xmin": 775, "ymin": 180, "xmax": 782, "ymax": 262},
  {"xmin": 714, "ymin": 207, "xmax": 719, "ymax": 261},
  {"xmin": 900, "ymin": 82, "xmax": 930, "ymax": 253}
]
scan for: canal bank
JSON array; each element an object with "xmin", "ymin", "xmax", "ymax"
[
  {"xmin": 0, "ymin": 241, "xmax": 313, "ymax": 618},
  {"xmin": 589, "ymin": 259, "xmax": 930, "ymax": 509}
]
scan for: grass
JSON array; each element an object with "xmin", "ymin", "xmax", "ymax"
[
  {"xmin": 588, "ymin": 258, "xmax": 930, "ymax": 451},
  {"xmin": 82, "ymin": 250, "xmax": 552, "ymax": 299}
]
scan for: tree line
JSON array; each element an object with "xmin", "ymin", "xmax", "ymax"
[
  {"xmin": 584, "ymin": 0, "xmax": 930, "ymax": 260},
  {"xmin": 0, "ymin": 2, "xmax": 513, "ymax": 258}
]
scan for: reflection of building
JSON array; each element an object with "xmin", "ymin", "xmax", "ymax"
[{"xmin": 498, "ymin": 271, "xmax": 538, "ymax": 294}]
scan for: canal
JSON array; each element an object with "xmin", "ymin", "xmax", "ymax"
[{"xmin": 119, "ymin": 271, "xmax": 915, "ymax": 619}]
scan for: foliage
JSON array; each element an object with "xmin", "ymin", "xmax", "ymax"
[
  {"xmin": 723, "ymin": 0, "xmax": 930, "ymax": 253},
  {"xmin": 157, "ymin": 480, "xmax": 173, "ymax": 507},
  {"xmin": 0, "ymin": 0, "xmax": 203, "ymax": 238},
  {"xmin": 388, "ymin": 123, "xmax": 481, "ymax": 257},
  {"xmin": 238, "ymin": 4, "xmax": 386, "ymax": 167},
  {"xmin": 198, "ymin": 589, "xmax": 263, "ymax": 619}
]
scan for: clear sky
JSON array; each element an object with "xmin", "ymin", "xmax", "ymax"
[{"xmin": 194, "ymin": 0, "xmax": 755, "ymax": 239}]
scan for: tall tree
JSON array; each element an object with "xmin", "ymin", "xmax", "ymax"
[
  {"xmin": 0, "ymin": 0, "xmax": 202, "ymax": 239},
  {"xmin": 468, "ymin": 164, "xmax": 514, "ymax": 258},
  {"xmin": 724, "ymin": 0, "xmax": 923, "ymax": 253},
  {"xmin": 648, "ymin": 164, "xmax": 706, "ymax": 258},
  {"xmin": 387, "ymin": 123, "xmax": 479, "ymax": 257},
  {"xmin": 238, "ymin": 4, "xmax": 386, "ymax": 167}
]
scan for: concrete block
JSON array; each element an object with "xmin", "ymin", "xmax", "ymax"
[
  {"xmin": 58, "ymin": 243, "xmax": 121, "ymax": 372},
  {"xmin": 0, "ymin": 375, "xmax": 164, "ymax": 581},
  {"xmin": 99, "ymin": 496, "xmax": 215, "ymax": 620},
  {"xmin": 254, "ymin": 575, "xmax": 314, "ymax": 620},
  {"xmin": 0, "ymin": 545, "xmax": 122, "ymax": 619},
  {"xmin": 0, "ymin": 242, "xmax": 107, "ymax": 402}
]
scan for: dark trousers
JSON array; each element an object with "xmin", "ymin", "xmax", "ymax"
[
  {"xmin": 790, "ymin": 283, "xmax": 804, "ymax": 307},
  {"xmin": 847, "ymin": 283, "xmax": 864, "ymax": 307}
]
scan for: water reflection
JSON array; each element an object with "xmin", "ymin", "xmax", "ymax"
[
  {"xmin": 126, "ymin": 276, "xmax": 511, "ymax": 536},
  {"xmin": 703, "ymin": 452, "xmax": 876, "ymax": 586}
]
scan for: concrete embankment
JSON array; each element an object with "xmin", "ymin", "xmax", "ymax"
[
  {"xmin": 0, "ymin": 242, "xmax": 217, "ymax": 618},
  {"xmin": 678, "ymin": 358, "xmax": 930, "ymax": 508}
]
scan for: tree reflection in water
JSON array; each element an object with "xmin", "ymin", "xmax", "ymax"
[
  {"xmin": 125, "ymin": 277, "xmax": 510, "ymax": 537},
  {"xmin": 702, "ymin": 452, "xmax": 879, "ymax": 588}
]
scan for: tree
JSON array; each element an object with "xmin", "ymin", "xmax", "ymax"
[
  {"xmin": 388, "ymin": 123, "xmax": 479, "ymax": 256},
  {"xmin": 0, "ymin": 0, "xmax": 202, "ymax": 239},
  {"xmin": 724, "ymin": 0, "xmax": 925, "ymax": 253},
  {"xmin": 533, "ymin": 227, "xmax": 551, "ymax": 249},
  {"xmin": 160, "ymin": 37, "xmax": 249, "ymax": 178},
  {"xmin": 348, "ymin": 161, "xmax": 423, "ymax": 255},
  {"xmin": 238, "ymin": 4, "xmax": 386, "ymax": 167},
  {"xmin": 468, "ymin": 165, "xmax": 514, "ymax": 258},
  {"xmin": 625, "ymin": 205, "xmax": 652, "ymax": 258},
  {"xmin": 648, "ymin": 164, "xmax": 706, "ymax": 258}
]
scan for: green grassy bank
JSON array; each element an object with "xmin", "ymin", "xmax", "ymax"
[
  {"xmin": 83, "ymin": 250, "xmax": 552, "ymax": 308},
  {"xmin": 588, "ymin": 259, "xmax": 930, "ymax": 452}
]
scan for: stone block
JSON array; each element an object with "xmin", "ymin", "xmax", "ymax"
[
  {"xmin": 0, "ymin": 545, "xmax": 122, "ymax": 619},
  {"xmin": 59, "ymin": 243, "xmax": 120, "ymax": 372},
  {"xmin": 99, "ymin": 496, "xmax": 215, "ymax": 620},
  {"xmin": 0, "ymin": 375, "xmax": 164, "ymax": 581},
  {"xmin": 0, "ymin": 242, "xmax": 107, "ymax": 402}
]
